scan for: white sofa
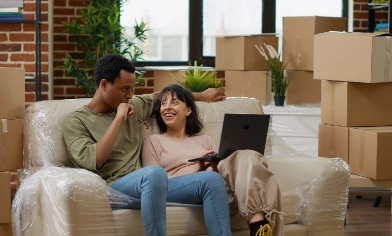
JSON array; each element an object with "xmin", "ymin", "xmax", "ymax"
[{"xmin": 12, "ymin": 97, "xmax": 350, "ymax": 236}]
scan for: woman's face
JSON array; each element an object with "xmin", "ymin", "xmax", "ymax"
[{"xmin": 160, "ymin": 92, "xmax": 191, "ymax": 129}]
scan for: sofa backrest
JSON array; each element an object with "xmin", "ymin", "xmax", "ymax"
[{"xmin": 23, "ymin": 97, "xmax": 263, "ymax": 173}]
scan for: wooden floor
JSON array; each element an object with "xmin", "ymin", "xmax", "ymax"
[{"xmin": 345, "ymin": 194, "xmax": 392, "ymax": 235}]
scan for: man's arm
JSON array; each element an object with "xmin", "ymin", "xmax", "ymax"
[
  {"xmin": 152, "ymin": 88, "xmax": 226, "ymax": 102},
  {"xmin": 96, "ymin": 103, "xmax": 134, "ymax": 169}
]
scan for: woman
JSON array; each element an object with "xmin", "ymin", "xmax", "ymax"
[{"xmin": 142, "ymin": 84, "xmax": 283, "ymax": 236}]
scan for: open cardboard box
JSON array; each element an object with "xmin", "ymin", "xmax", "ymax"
[
  {"xmin": 315, "ymin": 32, "xmax": 392, "ymax": 83},
  {"xmin": 283, "ymin": 16, "xmax": 346, "ymax": 71},
  {"xmin": 215, "ymin": 34, "xmax": 278, "ymax": 71}
]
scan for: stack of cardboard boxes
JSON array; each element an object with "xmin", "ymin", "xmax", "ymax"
[
  {"xmin": 316, "ymin": 32, "xmax": 392, "ymax": 180},
  {"xmin": 216, "ymin": 34, "xmax": 278, "ymax": 105},
  {"xmin": 283, "ymin": 16, "xmax": 346, "ymax": 104},
  {"xmin": 0, "ymin": 68, "xmax": 25, "ymax": 236}
]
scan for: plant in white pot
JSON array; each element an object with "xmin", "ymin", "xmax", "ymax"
[{"xmin": 255, "ymin": 43, "xmax": 291, "ymax": 106}]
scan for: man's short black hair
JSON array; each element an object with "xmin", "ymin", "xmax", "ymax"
[{"xmin": 94, "ymin": 54, "xmax": 135, "ymax": 87}]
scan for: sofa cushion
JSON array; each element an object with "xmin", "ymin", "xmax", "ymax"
[
  {"xmin": 24, "ymin": 98, "xmax": 91, "ymax": 169},
  {"xmin": 112, "ymin": 206, "xmax": 249, "ymax": 236},
  {"xmin": 281, "ymin": 190, "xmax": 301, "ymax": 225}
]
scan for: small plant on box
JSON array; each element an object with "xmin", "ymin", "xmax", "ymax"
[
  {"xmin": 171, "ymin": 61, "xmax": 223, "ymax": 92},
  {"xmin": 255, "ymin": 43, "xmax": 292, "ymax": 106}
]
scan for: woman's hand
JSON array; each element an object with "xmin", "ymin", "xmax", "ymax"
[
  {"xmin": 194, "ymin": 88, "xmax": 226, "ymax": 102},
  {"xmin": 200, "ymin": 150, "xmax": 220, "ymax": 165},
  {"xmin": 201, "ymin": 150, "xmax": 216, "ymax": 156}
]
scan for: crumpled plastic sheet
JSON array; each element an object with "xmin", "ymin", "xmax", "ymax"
[
  {"xmin": 296, "ymin": 158, "xmax": 350, "ymax": 234},
  {"xmin": 13, "ymin": 166, "xmax": 138, "ymax": 236}
]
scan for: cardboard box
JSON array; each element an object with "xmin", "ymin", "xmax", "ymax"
[
  {"xmin": 0, "ymin": 67, "xmax": 25, "ymax": 119},
  {"xmin": 321, "ymin": 80, "xmax": 392, "ymax": 127},
  {"xmin": 285, "ymin": 71, "xmax": 320, "ymax": 104},
  {"xmin": 0, "ymin": 119, "xmax": 23, "ymax": 171},
  {"xmin": 314, "ymin": 32, "xmax": 392, "ymax": 83},
  {"xmin": 283, "ymin": 16, "xmax": 346, "ymax": 71},
  {"xmin": 349, "ymin": 127, "xmax": 392, "ymax": 179},
  {"xmin": 0, "ymin": 171, "xmax": 11, "ymax": 223},
  {"xmin": 318, "ymin": 123, "xmax": 349, "ymax": 163},
  {"xmin": 224, "ymin": 71, "xmax": 271, "ymax": 105},
  {"xmin": 216, "ymin": 35, "xmax": 278, "ymax": 71},
  {"xmin": 0, "ymin": 223, "xmax": 12, "ymax": 236},
  {"xmin": 153, "ymin": 70, "xmax": 185, "ymax": 92}
]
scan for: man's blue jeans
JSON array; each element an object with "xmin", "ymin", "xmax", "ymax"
[{"xmin": 111, "ymin": 165, "xmax": 232, "ymax": 236}]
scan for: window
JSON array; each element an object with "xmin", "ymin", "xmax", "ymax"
[
  {"xmin": 121, "ymin": 0, "xmax": 348, "ymax": 66},
  {"xmin": 121, "ymin": 0, "xmax": 189, "ymax": 62},
  {"xmin": 202, "ymin": 0, "xmax": 263, "ymax": 57}
]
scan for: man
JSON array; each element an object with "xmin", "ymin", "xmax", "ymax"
[{"xmin": 62, "ymin": 54, "xmax": 225, "ymax": 236}]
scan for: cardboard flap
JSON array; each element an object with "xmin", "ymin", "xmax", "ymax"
[
  {"xmin": 375, "ymin": 33, "xmax": 392, "ymax": 37},
  {"xmin": 216, "ymin": 33, "xmax": 279, "ymax": 38},
  {"xmin": 0, "ymin": 171, "xmax": 11, "ymax": 223}
]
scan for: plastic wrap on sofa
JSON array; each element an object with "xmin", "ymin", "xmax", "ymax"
[
  {"xmin": 12, "ymin": 166, "xmax": 137, "ymax": 236},
  {"xmin": 14, "ymin": 96, "xmax": 350, "ymax": 236},
  {"xmin": 296, "ymin": 157, "xmax": 350, "ymax": 234}
]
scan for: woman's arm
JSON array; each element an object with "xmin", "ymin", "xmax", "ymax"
[{"xmin": 152, "ymin": 88, "xmax": 225, "ymax": 102}]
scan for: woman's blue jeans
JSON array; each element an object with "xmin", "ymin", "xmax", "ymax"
[{"xmin": 111, "ymin": 165, "xmax": 232, "ymax": 236}]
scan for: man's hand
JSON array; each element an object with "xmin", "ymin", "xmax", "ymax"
[
  {"xmin": 96, "ymin": 102, "xmax": 134, "ymax": 169},
  {"xmin": 194, "ymin": 88, "xmax": 226, "ymax": 102},
  {"xmin": 116, "ymin": 103, "xmax": 135, "ymax": 122}
]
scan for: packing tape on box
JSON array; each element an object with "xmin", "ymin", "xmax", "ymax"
[
  {"xmin": 329, "ymin": 125, "xmax": 336, "ymax": 158},
  {"xmin": 242, "ymin": 71, "xmax": 251, "ymax": 97},
  {"xmin": 2, "ymin": 119, "xmax": 7, "ymax": 133},
  {"xmin": 359, "ymin": 130, "xmax": 365, "ymax": 176},
  {"xmin": 295, "ymin": 36, "xmax": 302, "ymax": 67},
  {"xmin": 0, "ymin": 119, "xmax": 7, "ymax": 170},
  {"xmin": 384, "ymin": 36, "xmax": 391, "ymax": 82},
  {"xmin": 330, "ymin": 81, "xmax": 336, "ymax": 125}
]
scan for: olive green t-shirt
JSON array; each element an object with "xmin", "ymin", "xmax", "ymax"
[{"xmin": 62, "ymin": 94, "xmax": 156, "ymax": 186}]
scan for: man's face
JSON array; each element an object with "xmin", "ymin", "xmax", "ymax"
[{"xmin": 101, "ymin": 70, "xmax": 135, "ymax": 109}]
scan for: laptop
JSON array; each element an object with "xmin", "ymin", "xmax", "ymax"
[{"xmin": 188, "ymin": 113, "xmax": 270, "ymax": 162}]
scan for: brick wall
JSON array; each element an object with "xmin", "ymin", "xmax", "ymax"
[
  {"xmin": 53, "ymin": 0, "xmax": 87, "ymax": 99},
  {"xmin": 0, "ymin": 0, "xmax": 49, "ymax": 191},
  {"xmin": 353, "ymin": 0, "xmax": 389, "ymax": 32},
  {"xmin": 52, "ymin": 0, "xmax": 155, "ymax": 99},
  {"xmin": 0, "ymin": 0, "xmax": 49, "ymax": 105}
]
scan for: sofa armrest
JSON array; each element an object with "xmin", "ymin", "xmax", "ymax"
[
  {"xmin": 267, "ymin": 156, "xmax": 350, "ymax": 235},
  {"xmin": 13, "ymin": 166, "xmax": 124, "ymax": 236}
]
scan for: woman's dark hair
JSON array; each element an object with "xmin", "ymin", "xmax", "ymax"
[
  {"xmin": 94, "ymin": 54, "xmax": 135, "ymax": 87},
  {"xmin": 155, "ymin": 84, "xmax": 203, "ymax": 135}
]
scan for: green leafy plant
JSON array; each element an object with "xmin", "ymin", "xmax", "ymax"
[
  {"xmin": 255, "ymin": 43, "xmax": 293, "ymax": 96},
  {"xmin": 170, "ymin": 61, "xmax": 223, "ymax": 92},
  {"xmin": 59, "ymin": 0, "xmax": 148, "ymax": 97}
]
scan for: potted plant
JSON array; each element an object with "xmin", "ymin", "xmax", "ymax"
[
  {"xmin": 59, "ymin": 0, "xmax": 148, "ymax": 97},
  {"xmin": 170, "ymin": 61, "xmax": 223, "ymax": 92},
  {"xmin": 255, "ymin": 44, "xmax": 291, "ymax": 106}
]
